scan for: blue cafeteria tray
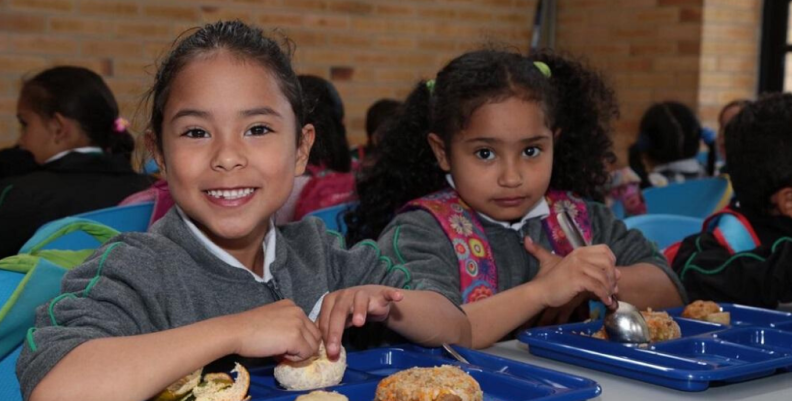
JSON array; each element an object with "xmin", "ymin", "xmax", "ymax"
[
  {"xmin": 245, "ymin": 345, "xmax": 601, "ymax": 401},
  {"xmin": 518, "ymin": 304, "xmax": 792, "ymax": 391},
  {"xmin": 665, "ymin": 303, "xmax": 792, "ymax": 328}
]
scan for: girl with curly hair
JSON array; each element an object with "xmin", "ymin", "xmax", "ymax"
[{"xmin": 347, "ymin": 49, "xmax": 686, "ymax": 348}]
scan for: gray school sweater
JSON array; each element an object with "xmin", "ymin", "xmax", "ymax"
[
  {"xmin": 16, "ymin": 209, "xmax": 409, "ymax": 401},
  {"xmin": 377, "ymin": 201, "xmax": 687, "ymax": 307}
]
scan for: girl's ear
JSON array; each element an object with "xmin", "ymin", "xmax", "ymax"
[
  {"xmin": 427, "ymin": 133, "xmax": 451, "ymax": 172},
  {"xmin": 295, "ymin": 124, "xmax": 315, "ymax": 176},
  {"xmin": 772, "ymin": 187, "xmax": 792, "ymax": 218},
  {"xmin": 50, "ymin": 112, "xmax": 69, "ymax": 145},
  {"xmin": 145, "ymin": 130, "xmax": 167, "ymax": 177}
]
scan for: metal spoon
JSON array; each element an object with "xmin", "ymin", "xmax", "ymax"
[
  {"xmin": 603, "ymin": 300, "xmax": 651, "ymax": 344},
  {"xmin": 442, "ymin": 343, "xmax": 471, "ymax": 364},
  {"xmin": 557, "ymin": 210, "xmax": 650, "ymax": 345}
]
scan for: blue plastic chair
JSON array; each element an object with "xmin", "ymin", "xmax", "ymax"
[
  {"xmin": 0, "ymin": 345, "xmax": 22, "ymax": 401},
  {"xmin": 610, "ymin": 200, "xmax": 626, "ymax": 220},
  {"xmin": 623, "ymin": 214, "xmax": 704, "ymax": 250},
  {"xmin": 305, "ymin": 202, "xmax": 357, "ymax": 234},
  {"xmin": 36, "ymin": 202, "xmax": 154, "ymax": 251},
  {"xmin": 642, "ymin": 177, "xmax": 730, "ymax": 218}
]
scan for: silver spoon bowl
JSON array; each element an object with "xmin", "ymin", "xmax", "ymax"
[{"xmin": 603, "ymin": 300, "xmax": 651, "ymax": 345}]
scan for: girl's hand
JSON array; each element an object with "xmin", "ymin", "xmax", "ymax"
[
  {"xmin": 524, "ymin": 240, "xmax": 620, "ymax": 310},
  {"xmin": 231, "ymin": 299, "xmax": 321, "ymax": 362},
  {"xmin": 525, "ymin": 237, "xmax": 562, "ymax": 278},
  {"xmin": 318, "ymin": 285, "xmax": 404, "ymax": 358}
]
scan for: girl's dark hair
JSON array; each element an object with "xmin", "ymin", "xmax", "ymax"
[
  {"xmin": 298, "ymin": 75, "xmax": 352, "ymax": 173},
  {"xmin": 531, "ymin": 49, "xmax": 617, "ymax": 201},
  {"xmin": 146, "ymin": 20, "xmax": 304, "ymax": 154},
  {"xmin": 726, "ymin": 93, "xmax": 792, "ymax": 216},
  {"xmin": 345, "ymin": 49, "xmax": 560, "ymax": 244},
  {"xmin": 629, "ymin": 101, "xmax": 703, "ymax": 187},
  {"xmin": 20, "ymin": 66, "xmax": 134, "ymax": 160}
]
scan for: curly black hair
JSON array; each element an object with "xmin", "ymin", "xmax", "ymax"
[
  {"xmin": 531, "ymin": 49, "xmax": 617, "ymax": 201},
  {"xmin": 725, "ymin": 93, "xmax": 792, "ymax": 216},
  {"xmin": 345, "ymin": 48, "xmax": 617, "ymax": 244}
]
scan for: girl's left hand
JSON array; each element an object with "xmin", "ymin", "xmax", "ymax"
[{"xmin": 318, "ymin": 285, "xmax": 404, "ymax": 358}]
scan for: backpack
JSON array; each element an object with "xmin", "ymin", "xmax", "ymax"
[
  {"xmin": 664, "ymin": 208, "xmax": 760, "ymax": 265},
  {"xmin": 0, "ymin": 218, "xmax": 120, "ymax": 401},
  {"xmin": 294, "ymin": 165, "xmax": 357, "ymax": 221},
  {"xmin": 402, "ymin": 188, "xmax": 592, "ymax": 303}
]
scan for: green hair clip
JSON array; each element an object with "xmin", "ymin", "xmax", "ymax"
[
  {"xmin": 533, "ymin": 61, "xmax": 551, "ymax": 78},
  {"xmin": 426, "ymin": 79, "xmax": 436, "ymax": 94}
]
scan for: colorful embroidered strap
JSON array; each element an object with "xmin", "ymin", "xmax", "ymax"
[
  {"xmin": 403, "ymin": 190, "xmax": 498, "ymax": 303},
  {"xmin": 542, "ymin": 190, "xmax": 593, "ymax": 257},
  {"xmin": 402, "ymin": 188, "xmax": 591, "ymax": 304}
]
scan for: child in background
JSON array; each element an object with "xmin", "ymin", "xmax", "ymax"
[
  {"xmin": 628, "ymin": 101, "xmax": 709, "ymax": 188},
  {"xmin": 290, "ymin": 75, "xmax": 356, "ymax": 221},
  {"xmin": 16, "ymin": 21, "xmax": 469, "ymax": 401},
  {"xmin": 349, "ymin": 49, "xmax": 685, "ymax": 348},
  {"xmin": 672, "ymin": 93, "xmax": 792, "ymax": 309},
  {"xmin": 0, "ymin": 66, "xmax": 152, "ymax": 258},
  {"xmin": 357, "ymin": 98, "xmax": 402, "ymax": 164},
  {"xmin": 715, "ymin": 99, "xmax": 750, "ymax": 175}
]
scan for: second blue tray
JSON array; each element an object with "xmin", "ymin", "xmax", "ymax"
[
  {"xmin": 519, "ymin": 304, "xmax": 792, "ymax": 391},
  {"xmin": 245, "ymin": 345, "xmax": 601, "ymax": 401}
]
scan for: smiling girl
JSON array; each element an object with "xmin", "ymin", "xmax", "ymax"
[{"xmin": 16, "ymin": 21, "xmax": 469, "ymax": 401}]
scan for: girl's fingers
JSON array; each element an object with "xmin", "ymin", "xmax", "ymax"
[
  {"xmin": 352, "ymin": 291, "xmax": 369, "ymax": 327},
  {"xmin": 581, "ymin": 271, "xmax": 613, "ymax": 306},
  {"xmin": 382, "ymin": 288, "xmax": 403, "ymax": 303},
  {"xmin": 317, "ymin": 295, "xmax": 336, "ymax": 341},
  {"xmin": 325, "ymin": 294, "xmax": 353, "ymax": 357},
  {"xmin": 304, "ymin": 316, "xmax": 322, "ymax": 343}
]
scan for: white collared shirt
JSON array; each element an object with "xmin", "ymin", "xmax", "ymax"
[
  {"xmin": 44, "ymin": 146, "xmax": 103, "ymax": 164},
  {"xmin": 175, "ymin": 206, "xmax": 276, "ymax": 283},
  {"xmin": 446, "ymin": 174, "xmax": 550, "ymax": 232}
]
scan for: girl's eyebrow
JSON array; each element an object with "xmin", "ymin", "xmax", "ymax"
[
  {"xmin": 171, "ymin": 109, "xmax": 210, "ymax": 123},
  {"xmin": 240, "ymin": 107, "xmax": 282, "ymax": 118},
  {"xmin": 465, "ymin": 134, "xmax": 552, "ymax": 144},
  {"xmin": 170, "ymin": 107, "xmax": 282, "ymax": 123}
]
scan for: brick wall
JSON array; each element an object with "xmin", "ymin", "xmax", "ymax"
[
  {"xmin": 698, "ymin": 0, "xmax": 761, "ymax": 129},
  {"xmin": 0, "ymin": 0, "xmax": 763, "ymax": 167},
  {"xmin": 0, "ymin": 0, "xmax": 537, "ymax": 147},
  {"xmin": 555, "ymin": 0, "xmax": 706, "ymax": 167},
  {"xmin": 555, "ymin": 0, "xmax": 761, "ymax": 167}
]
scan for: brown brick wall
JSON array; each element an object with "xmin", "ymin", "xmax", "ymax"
[
  {"xmin": 556, "ymin": 0, "xmax": 761, "ymax": 166},
  {"xmin": 0, "ymin": 0, "xmax": 537, "ymax": 147},
  {"xmin": 555, "ymin": 0, "xmax": 706, "ymax": 167},
  {"xmin": 0, "ymin": 0, "xmax": 762, "ymax": 167},
  {"xmin": 698, "ymin": 0, "xmax": 761, "ymax": 129}
]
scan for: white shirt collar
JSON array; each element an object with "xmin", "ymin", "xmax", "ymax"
[
  {"xmin": 652, "ymin": 157, "xmax": 702, "ymax": 174},
  {"xmin": 175, "ymin": 206, "xmax": 276, "ymax": 282},
  {"xmin": 445, "ymin": 174, "xmax": 549, "ymax": 232},
  {"xmin": 44, "ymin": 146, "xmax": 103, "ymax": 164}
]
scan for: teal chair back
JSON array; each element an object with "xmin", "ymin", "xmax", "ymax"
[
  {"xmin": 624, "ymin": 214, "xmax": 704, "ymax": 250},
  {"xmin": 643, "ymin": 177, "xmax": 730, "ymax": 218},
  {"xmin": 38, "ymin": 202, "xmax": 153, "ymax": 251}
]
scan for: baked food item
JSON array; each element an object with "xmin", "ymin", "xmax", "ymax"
[
  {"xmin": 585, "ymin": 309, "xmax": 682, "ymax": 342},
  {"xmin": 295, "ymin": 391, "xmax": 350, "ymax": 401},
  {"xmin": 641, "ymin": 309, "xmax": 681, "ymax": 342},
  {"xmin": 193, "ymin": 363, "xmax": 251, "ymax": 401},
  {"xmin": 274, "ymin": 343, "xmax": 347, "ymax": 390},
  {"xmin": 682, "ymin": 300, "xmax": 730, "ymax": 324},
  {"xmin": 153, "ymin": 368, "xmax": 203, "ymax": 401},
  {"xmin": 375, "ymin": 365, "xmax": 483, "ymax": 401}
]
